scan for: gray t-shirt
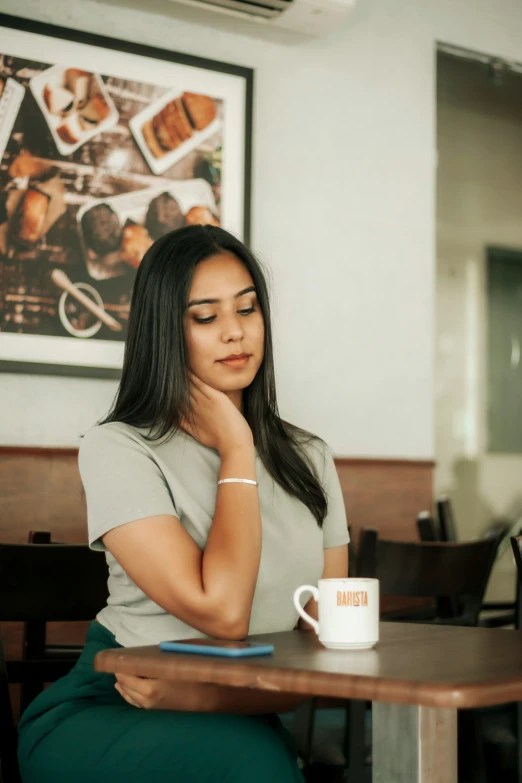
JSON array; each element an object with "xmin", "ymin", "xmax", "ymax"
[{"xmin": 79, "ymin": 421, "xmax": 349, "ymax": 647}]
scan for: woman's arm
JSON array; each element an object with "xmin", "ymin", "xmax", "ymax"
[
  {"xmin": 196, "ymin": 545, "xmax": 349, "ymax": 711},
  {"xmin": 115, "ymin": 676, "xmax": 308, "ymax": 714},
  {"xmin": 104, "ymin": 378, "xmax": 262, "ymax": 641},
  {"xmin": 116, "ymin": 544, "xmax": 349, "ymax": 713}
]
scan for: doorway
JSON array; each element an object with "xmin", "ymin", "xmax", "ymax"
[{"xmin": 435, "ymin": 45, "xmax": 522, "ymax": 600}]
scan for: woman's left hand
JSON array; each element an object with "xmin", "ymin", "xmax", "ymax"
[
  {"xmin": 115, "ymin": 673, "xmax": 172, "ymax": 710},
  {"xmin": 114, "ymin": 672, "xmax": 307, "ymax": 714},
  {"xmin": 114, "ymin": 673, "xmax": 220, "ymax": 711}
]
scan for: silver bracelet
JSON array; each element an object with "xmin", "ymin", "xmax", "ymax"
[{"xmin": 218, "ymin": 478, "xmax": 258, "ymax": 486}]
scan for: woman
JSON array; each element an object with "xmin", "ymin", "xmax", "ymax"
[{"xmin": 18, "ymin": 225, "xmax": 349, "ymax": 783}]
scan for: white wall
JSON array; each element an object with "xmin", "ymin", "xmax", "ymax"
[{"xmin": 1, "ymin": 0, "xmax": 522, "ymax": 455}]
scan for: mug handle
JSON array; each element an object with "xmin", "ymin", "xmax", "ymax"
[{"xmin": 293, "ymin": 585, "xmax": 319, "ymax": 635}]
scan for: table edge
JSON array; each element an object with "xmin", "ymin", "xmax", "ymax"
[{"xmin": 94, "ymin": 648, "xmax": 519, "ymax": 709}]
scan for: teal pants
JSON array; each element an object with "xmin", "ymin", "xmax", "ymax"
[{"xmin": 18, "ymin": 621, "xmax": 304, "ymax": 783}]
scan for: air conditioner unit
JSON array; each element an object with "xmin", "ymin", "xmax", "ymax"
[{"xmin": 166, "ymin": 0, "xmax": 356, "ymax": 37}]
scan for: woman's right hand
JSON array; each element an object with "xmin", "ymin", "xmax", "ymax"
[{"xmin": 181, "ymin": 373, "xmax": 253, "ymax": 456}]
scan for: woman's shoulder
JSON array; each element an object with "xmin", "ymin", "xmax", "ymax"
[
  {"xmin": 79, "ymin": 421, "xmax": 167, "ymax": 464},
  {"xmin": 80, "ymin": 420, "xmax": 139, "ymax": 449},
  {"xmin": 79, "ymin": 421, "xmax": 188, "ymax": 461},
  {"xmin": 78, "ymin": 422, "xmax": 138, "ymax": 470}
]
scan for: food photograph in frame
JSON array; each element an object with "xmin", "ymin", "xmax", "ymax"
[{"xmin": 0, "ymin": 13, "xmax": 253, "ymax": 378}]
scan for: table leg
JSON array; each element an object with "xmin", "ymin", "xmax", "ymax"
[{"xmin": 372, "ymin": 702, "xmax": 457, "ymax": 783}]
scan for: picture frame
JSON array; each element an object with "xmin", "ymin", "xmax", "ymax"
[{"xmin": 0, "ymin": 13, "xmax": 253, "ymax": 379}]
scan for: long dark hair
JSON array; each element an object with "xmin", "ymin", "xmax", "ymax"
[{"xmin": 102, "ymin": 225, "xmax": 327, "ymax": 526}]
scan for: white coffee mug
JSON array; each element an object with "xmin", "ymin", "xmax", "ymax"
[{"xmin": 294, "ymin": 578, "xmax": 379, "ymax": 650}]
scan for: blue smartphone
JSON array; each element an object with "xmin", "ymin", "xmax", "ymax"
[{"xmin": 159, "ymin": 639, "xmax": 274, "ymax": 658}]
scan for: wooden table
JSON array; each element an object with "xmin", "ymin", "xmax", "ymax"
[{"xmin": 95, "ymin": 622, "xmax": 522, "ymax": 783}]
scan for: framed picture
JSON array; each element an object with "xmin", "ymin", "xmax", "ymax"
[{"xmin": 0, "ymin": 13, "xmax": 253, "ymax": 378}]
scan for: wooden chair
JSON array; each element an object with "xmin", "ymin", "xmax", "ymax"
[
  {"xmin": 0, "ymin": 630, "xmax": 74, "ymax": 783},
  {"xmin": 477, "ymin": 523, "xmax": 516, "ymax": 628},
  {"xmin": 512, "ymin": 536, "xmax": 522, "ymax": 582},
  {"xmin": 416, "ymin": 511, "xmax": 439, "ymax": 542},
  {"xmin": 418, "ymin": 504, "xmax": 516, "ymax": 628},
  {"xmin": 0, "ymin": 542, "xmax": 108, "ymax": 783},
  {"xmin": 358, "ymin": 529, "xmax": 497, "ymax": 625},
  {"xmin": 437, "ymin": 496, "xmax": 458, "ymax": 542},
  {"xmin": 20, "ymin": 531, "xmax": 89, "ymax": 711},
  {"xmin": 416, "ymin": 513, "xmax": 516, "ymax": 627},
  {"xmin": 435, "ymin": 496, "xmax": 512, "ymax": 551},
  {"xmin": 0, "ymin": 627, "xmax": 17, "ymax": 783}
]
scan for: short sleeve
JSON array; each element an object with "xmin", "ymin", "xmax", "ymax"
[
  {"xmin": 79, "ymin": 424, "xmax": 179, "ymax": 551},
  {"xmin": 317, "ymin": 443, "xmax": 350, "ymax": 549}
]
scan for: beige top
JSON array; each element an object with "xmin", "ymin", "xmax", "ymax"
[{"xmin": 79, "ymin": 422, "xmax": 350, "ymax": 647}]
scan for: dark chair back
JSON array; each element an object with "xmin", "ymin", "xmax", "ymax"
[
  {"xmin": 437, "ymin": 497, "xmax": 457, "ymax": 542},
  {"xmin": 0, "ymin": 543, "xmax": 108, "ymax": 783},
  {"xmin": 0, "ymin": 629, "xmax": 19, "ymax": 783},
  {"xmin": 358, "ymin": 529, "xmax": 498, "ymax": 625},
  {"xmin": 20, "ymin": 532, "xmax": 106, "ymax": 711},
  {"xmin": 0, "ymin": 543, "xmax": 108, "ymax": 623},
  {"xmin": 511, "ymin": 536, "xmax": 522, "ymax": 586},
  {"xmin": 27, "ymin": 530, "xmax": 52, "ymax": 544},
  {"xmin": 416, "ymin": 511, "xmax": 439, "ymax": 542}
]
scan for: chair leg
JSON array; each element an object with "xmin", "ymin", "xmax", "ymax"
[
  {"xmin": 343, "ymin": 700, "xmax": 370, "ymax": 783},
  {"xmin": 20, "ymin": 620, "xmax": 46, "ymax": 714},
  {"xmin": 515, "ymin": 701, "xmax": 522, "ymax": 783},
  {"xmin": 301, "ymin": 697, "xmax": 317, "ymax": 766},
  {"xmin": 0, "ymin": 631, "xmax": 21, "ymax": 783},
  {"xmin": 458, "ymin": 710, "xmax": 487, "ymax": 783}
]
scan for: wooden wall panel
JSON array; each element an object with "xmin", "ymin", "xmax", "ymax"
[
  {"xmin": 0, "ymin": 447, "xmax": 434, "ymax": 547},
  {"xmin": 0, "ymin": 448, "xmax": 87, "ymax": 544},
  {"xmin": 335, "ymin": 457, "xmax": 435, "ymax": 550}
]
